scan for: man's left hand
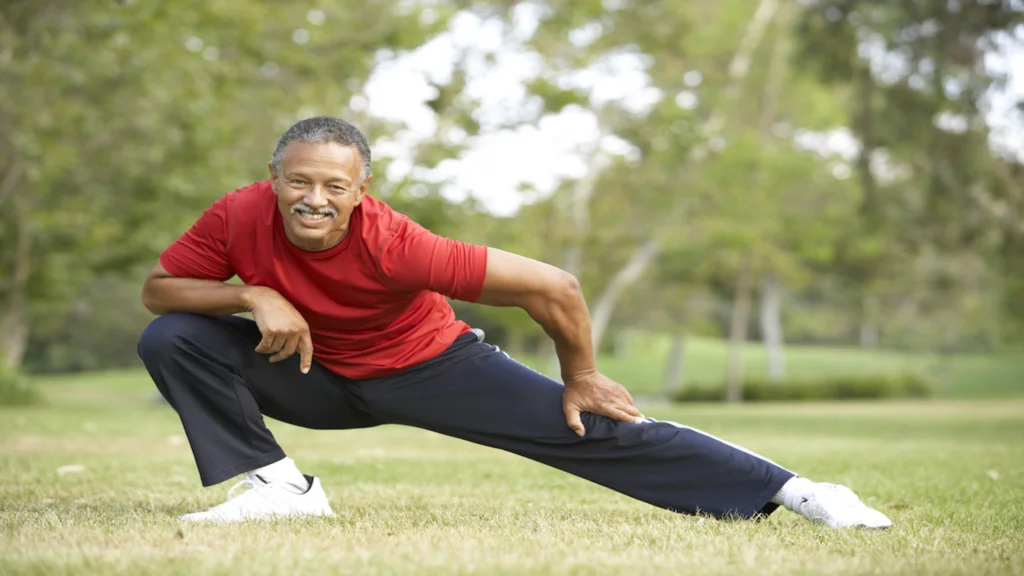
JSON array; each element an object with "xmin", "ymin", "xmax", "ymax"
[{"xmin": 562, "ymin": 371, "xmax": 644, "ymax": 437}]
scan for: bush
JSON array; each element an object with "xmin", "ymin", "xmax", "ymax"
[
  {"xmin": 673, "ymin": 373, "xmax": 933, "ymax": 403},
  {"xmin": 0, "ymin": 364, "xmax": 43, "ymax": 406}
]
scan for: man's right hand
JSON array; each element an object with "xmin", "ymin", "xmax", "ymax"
[{"xmin": 245, "ymin": 287, "xmax": 314, "ymax": 373}]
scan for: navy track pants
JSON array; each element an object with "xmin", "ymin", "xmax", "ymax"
[{"xmin": 137, "ymin": 313, "xmax": 794, "ymax": 519}]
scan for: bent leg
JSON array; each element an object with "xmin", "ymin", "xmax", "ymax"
[
  {"xmin": 358, "ymin": 334, "xmax": 793, "ymax": 519},
  {"xmin": 137, "ymin": 313, "xmax": 375, "ymax": 486}
]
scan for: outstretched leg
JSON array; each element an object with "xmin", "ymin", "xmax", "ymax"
[{"xmin": 358, "ymin": 333, "xmax": 793, "ymax": 520}]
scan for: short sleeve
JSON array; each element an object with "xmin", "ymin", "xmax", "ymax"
[
  {"xmin": 159, "ymin": 193, "xmax": 235, "ymax": 281},
  {"xmin": 378, "ymin": 219, "xmax": 488, "ymax": 302}
]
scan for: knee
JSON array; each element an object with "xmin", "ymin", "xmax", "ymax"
[{"xmin": 137, "ymin": 313, "xmax": 209, "ymax": 362}]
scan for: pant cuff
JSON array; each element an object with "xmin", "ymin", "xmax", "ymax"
[
  {"xmin": 749, "ymin": 470, "xmax": 797, "ymax": 519},
  {"xmin": 198, "ymin": 449, "xmax": 287, "ymax": 487}
]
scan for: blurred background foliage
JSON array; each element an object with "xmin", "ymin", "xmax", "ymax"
[{"xmin": 2, "ymin": 0, "xmax": 1022, "ymax": 401}]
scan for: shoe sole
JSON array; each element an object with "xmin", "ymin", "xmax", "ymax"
[{"xmin": 179, "ymin": 507, "xmax": 335, "ymax": 523}]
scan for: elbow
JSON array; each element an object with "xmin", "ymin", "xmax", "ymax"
[
  {"xmin": 549, "ymin": 271, "xmax": 583, "ymax": 307},
  {"xmin": 522, "ymin": 271, "xmax": 585, "ymax": 329},
  {"xmin": 560, "ymin": 271, "xmax": 583, "ymax": 298},
  {"xmin": 141, "ymin": 281, "xmax": 168, "ymax": 316},
  {"xmin": 517, "ymin": 271, "xmax": 583, "ymax": 318}
]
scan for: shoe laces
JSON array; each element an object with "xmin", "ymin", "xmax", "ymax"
[
  {"xmin": 212, "ymin": 476, "xmax": 278, "ymax": 513},
  {"xmin": 227, "ymin": 478, "xmax": 260, "ymax": 500}
]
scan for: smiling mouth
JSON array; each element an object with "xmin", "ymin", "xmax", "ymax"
[{"xmin": 290, "ymin": 204, "xmax": 338, "ymax": 223}]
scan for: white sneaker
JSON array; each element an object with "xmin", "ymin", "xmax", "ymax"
[
  {"xmin": 180, "ymin": 474, "xmax": 334, "ymax": 523},
  {"xmin": 794, "ymin": 483, "xmax": 893, "ymax": 529}
]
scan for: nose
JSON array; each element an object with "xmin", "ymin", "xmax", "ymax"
[{"xmin": 303, "ymin": 185, "xmax": 328, "ymax": 207}]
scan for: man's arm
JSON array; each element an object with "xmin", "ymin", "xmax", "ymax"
[
  {"xmin": 145, "ymin": 193, "xmax": 314, "ymax": 373},
  {"xmin": 142, "ymin": 263, "xmax": 260, "ymax": 317},
  {"xmin": 475, "ymin": 248, "xmax": 644, "ymax": 436},
  {"xmin": 143, "ymin": 263, "xmax": 314, "ymax": 373},
  {"xmin": 474, "ymin": 248, "xmax": 595, "ymax": 380},
  {"xmin": 378, "ymin": 222, "xmax": 642, "ymax": 435},
  {"xmin": 142, "ymin": 192, "xmax": 251, "ymax": 317}
]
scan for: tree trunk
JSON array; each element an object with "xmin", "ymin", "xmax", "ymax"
[
  {"xmin": 855, "ymin": 65, "xmax": 880, "ymax": 223},
  {"xmin": 939, "ymin": 315, "xmax": 960, "ymax": 396},
  {"xmin": 563, "ymin": 147, "xmax": 610, "ymax": 279},
  {"xmin": 0, "ymin": 317, "xmax": 28, "ymax": 369},
  {"xmin": 590, "ymin": 238, "xmax": 660, "ymax": 352},
  {"xmin": 0, "ymin": 160, "xmax": 25, "ymax": 208},
  {"xmin": 725, "ymin": 256, "xmax": 754, "ymax": 403},
  {"xmin": 702, "ymin": 0, "xmax": 781, "ymax": 135},
  {"xmin": 584, "ymin": 0, "xmax": 779, "ymax": 356},
  {"xmin": 0, "ymin": 200, "xmax": 32, "ymax": 368},
  {"xmin": 750, "ymin": 13, "xmax": 790, "ymax": 384},
  {"xmin": 727, "ymin": 0, "xmax": 780, "ymax": 96},
  {"xmin": 662, "ymin": 332, "xmax": 687, "ymax": 397},
  {"xmin": 614, "ymin": 331, "xmax": 629, "ymax": 358},
  {"xmin": 551, "ymin": 148, "xmax": 611, "ymax": 379},
  {"xmin": 859, "ymin": 294, "xmax": 880, "ymax": 349},
  {"xmin": 760, "ymin": 274, "xmax": 785, "ymax": 381}
]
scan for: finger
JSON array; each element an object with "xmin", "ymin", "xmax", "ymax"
[
  {"xmin": 609, "ymin": 407, "xmax": 645, "ymax": 425},
  {"xmin": 254, "ymin": 333, "xmax": 280, "ymax": 354},
  {"xmin": 563, "ymin": 405, "xmax": 585, "ymax": 437},
  {"xmin": 591, "ymin": 402, "xmax": 642, "ymax": 424},
  {"xmin": 610, "ymin": 395, "xmax": 644, "ymax": 421},
  {"xmin": 269, "ymin": 334, "xmax": 299, "ymax": 363},
  {"xmin": 298, "ymin": 332, "xmax": 314, "ymax": 374},
  {"xmin": 620, "ymin": 401, "xmax": 644, "ymax": 421}
]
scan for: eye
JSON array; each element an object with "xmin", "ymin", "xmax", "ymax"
[
  {"xmin": 328, "ymin": 184, "xmax": 347, "ymax": 193},
  {"xmin": 289, "ymin": 179, "xmax": 307, "ymax": 186}
]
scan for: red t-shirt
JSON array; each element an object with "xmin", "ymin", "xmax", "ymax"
[{"xmin": 159, "ymin": 180, "xmax": 488, "ymax": 380}]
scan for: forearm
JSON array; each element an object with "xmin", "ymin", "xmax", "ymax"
[
  {"xmin": 523, "ymin": 276, "xmax": 598, "ymax": 379},
  {"xmin": 474, "ymin": 248, "xmax": 598, "ymax": 378},
  {"xmin": 142, "ymin": 276, "xmax": 262, "ymax": 316}
]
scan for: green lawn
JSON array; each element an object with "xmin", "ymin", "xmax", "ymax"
[
  {"xmin": 520, "ymin": 333, "xmax": 1024, "ymax": 399},
  {"xmin": 2, "ymin": 373, "xmax": 1023, "ymax": 575}
]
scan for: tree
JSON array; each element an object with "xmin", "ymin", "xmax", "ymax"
[{"xmin": 0, "ymin": 0, "xmax": 461, "ymax": 369}]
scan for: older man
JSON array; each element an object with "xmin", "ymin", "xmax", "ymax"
[{"xmin": 137, "ymin": 116, "xmax": 891, "ymax": 529}]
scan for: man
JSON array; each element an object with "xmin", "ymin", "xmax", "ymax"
[{"xmin": 138, "ymin": 116, "xmax": 892, "ymax": 529}]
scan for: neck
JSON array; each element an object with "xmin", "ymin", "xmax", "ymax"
[{"xmin": 284, "ymin": 221, "xmax": 350, "ymax": 252}]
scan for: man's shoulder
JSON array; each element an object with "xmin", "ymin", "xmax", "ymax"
[
  {"xmin": 357, "ymin": 194, "xmax": 412, "ymax": 244},
  {"xmin": 201, "ymin": 180, "xmax": 274, "ymax": 252},
  {"xmin": 227, "ymin": 179, "xmax": 275, "ymax": 208},
  {"xmin": 214, "ymin": 179, "xmax": 274, "ymax": 226}
]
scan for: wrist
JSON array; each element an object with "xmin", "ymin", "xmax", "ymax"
[
  {"xmin": 552, "ymin": 334, "xmax": 596, "ymax": 382},
  {"xmin": 239, "ymin": 285, "xmax": 272, "ymax": 312},
  {"xmin": 560, "ymin": 359, "xmax": 597, "ymax": 383}
]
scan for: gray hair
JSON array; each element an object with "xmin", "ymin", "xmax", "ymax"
[{"xmin": 271, "ymin": 116, "xmax": 372, "ymax": 183}]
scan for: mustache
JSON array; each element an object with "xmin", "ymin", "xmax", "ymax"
[{"xmin": 290, "ymin": 203, "xmax": 338, "ymax": 217}]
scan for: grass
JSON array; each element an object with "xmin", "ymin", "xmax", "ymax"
[
  {"xmin": 1, "ymin": 372, "xmax": 1023, "ymax": 574},
  {"xmin": 519, "ymin": 332, "xmax": 1024, "ymax": 399}
]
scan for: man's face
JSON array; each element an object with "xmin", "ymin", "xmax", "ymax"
[{"xmin": 269, "ymin": 141, "xmax": 370, "ymax": 251}]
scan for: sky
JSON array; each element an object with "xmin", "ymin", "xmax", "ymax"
[{"xmin": 352, "ymin": 6, "xmax": 1024, "ymax": 217}]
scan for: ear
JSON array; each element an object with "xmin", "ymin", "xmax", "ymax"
[
  {"xmin": 353, "ymin": 175, "xmax": 372, "ymax": 206},
  {"xmin": 268, "ymin": 162, "xmax": 278, "ymax": 192}
]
